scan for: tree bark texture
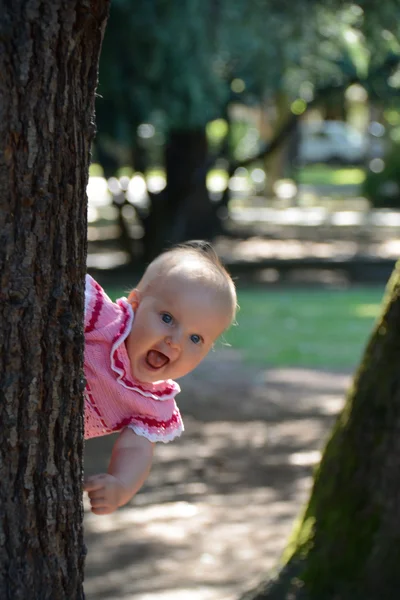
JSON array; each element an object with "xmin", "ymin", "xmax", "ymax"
[
  {"xmin": 241, "ymin": 262, "xmax": 400, "ymax": 600},
  {"xmin": 0, "ymin": 1, "xmax": 109, "ymax": 598}
]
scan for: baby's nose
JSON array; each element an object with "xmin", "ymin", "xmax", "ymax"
[{"xmin": 165, "ymin": 332, "xmax": 181, "ymax": 349}]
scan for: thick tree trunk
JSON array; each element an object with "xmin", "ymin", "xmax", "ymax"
[
  {"xmin": 242, "ymin": 262, "xmax": 400, "ymax": 600},
  {"xmin": 142, "ymin": 128, "xmax": 218, "ymax": 261},
  {"xmin": 0, "ymin": 2, "xmax": 109, "ymax": 598}
]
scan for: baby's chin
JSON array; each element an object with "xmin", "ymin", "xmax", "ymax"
[
  {"xmin": 135, "ymin": 368, "xmax": 185, "ymax": 384},
  {"xmin": 140, "ymin": 370, "xmax": 184, "ymax": 384},
  {"xmin": 132, "ymin": 367, "xmax": 164, "ymax": 385}
]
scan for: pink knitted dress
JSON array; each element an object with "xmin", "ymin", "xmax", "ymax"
[{"xmin": 84, "ymin": 275, "xmax": 184, "ymax": 442}]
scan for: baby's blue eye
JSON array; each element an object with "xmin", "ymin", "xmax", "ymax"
[
  {"xmin": 190, "ymin": 334, "xmax": 201, "ymax": 344},
  {"xmin": 161, "ymin": 313, "xmax": 172, "ymax": 324}
]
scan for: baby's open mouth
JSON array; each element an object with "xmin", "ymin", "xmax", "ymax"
[{"xmin": 146, "ymin": 350, "xmax": 169, "ymax": 369}]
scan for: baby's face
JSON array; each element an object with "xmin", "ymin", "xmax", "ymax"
[{"xmin": 125, "ymin": 271, "xmax": 233, "ymax": 383}]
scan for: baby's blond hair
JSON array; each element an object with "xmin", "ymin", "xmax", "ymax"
[{"xmin": 138, "ymin": 240, "xmax": 237, "ymax": 323}]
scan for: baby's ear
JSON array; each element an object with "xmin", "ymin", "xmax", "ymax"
[{"xmin": 127, "ymin": 288, "xmax": 141, "ymax": 311}]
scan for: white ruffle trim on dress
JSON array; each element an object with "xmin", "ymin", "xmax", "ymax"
[{"xmin": 127, "ymin": 422, "xmax": 184, "ymax": 443}]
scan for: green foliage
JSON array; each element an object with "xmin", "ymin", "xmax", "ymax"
[
  {"xmin": 89, "ymin": 163, "xmax": 104, "ymax": 177},
  {"xmin": 206, "ymin": 119, "xmax": 229, "ymax": 150},
  {"xmin": 95, "ymin": 0, "xmax": 400, "ymax": 173},
  {"xmin": 97, "ymin": 0, "xmax": 230, "ymax": 134}
]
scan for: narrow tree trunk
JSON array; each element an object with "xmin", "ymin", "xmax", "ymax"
[
  {"xmin": 167, "ymin": 128, "xmax": 218, "ymax": 241},
  {"xmin": 242, "ymin": 262, "xmax": 400, "ymax": 600},
  {"xmin": 0, "ymin": 2, "xmax": 109, "ymax": 598},
  {"xmin": 142, "ymin": 128, "xmax": 218, "ymax": 261},
  {"xmin": 323, "ymin": 88, "xmax": 347, "ymax": 122},
  {"xmin": 264, "ymin": 92, "xmax": 291, "ymax": 196}
]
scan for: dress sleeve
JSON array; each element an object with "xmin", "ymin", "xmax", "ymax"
[
  {"xmin": 84, "ymin": 274, "xmax": 103, "ymax": 332},
  {"xmin": 122, "ymin": 398, "xmax": 184, "ymax": 443}
]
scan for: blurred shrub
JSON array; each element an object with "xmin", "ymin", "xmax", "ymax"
[{"xmin": 362, "ymin": 144, "xmax": 400, "ymax": 208}]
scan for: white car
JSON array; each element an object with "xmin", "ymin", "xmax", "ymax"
[{"xmin": 298, "ymin": 120, "xmax": 379, "ymax": 165}]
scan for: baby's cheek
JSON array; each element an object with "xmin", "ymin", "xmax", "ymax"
[
  {"xmin": 147, "ymin": 312, "xmax": 163, "ymax": 331},
  {"xmin": 191, "ymin": 347, "xmax": 209, "ymax": 367},
  {"xmin": 135, "ymin": 316, "xmax": 157, "ymax": 337}
]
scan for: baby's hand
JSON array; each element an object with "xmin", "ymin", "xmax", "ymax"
[{"xmin": 84, "ymin": 473, "xmax": 129, "ymax": 515}]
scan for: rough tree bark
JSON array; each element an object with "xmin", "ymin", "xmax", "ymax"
[
  {"xmin": 241, "ymin": 262, "xmax": 400, "ymax": 600},
  {"xmin": 0, "ymin": 2, "xmax": 109, "ymax": 598}
]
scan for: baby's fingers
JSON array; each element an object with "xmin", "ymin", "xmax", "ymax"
[
  {"xmin": 88, "ymin": 495, "xmax": 113, "ymax": 515},
  {"xmin": 87, "ymin": 493, "xmax": 115, "ymax": 515},
  {"xmin": 91, "ymin": 505, "xmax": 114, "ymax": 516},
  {"xmin": 89, "ymin": 495, "xmax": 106, "ymax": 508},
  {"xmin": 84, "ymin": 473, "xmax": 108, "ymax": 492},
  {"xmin": 87, "ymin": 488, "xmax": 105, "ymax": 501}
]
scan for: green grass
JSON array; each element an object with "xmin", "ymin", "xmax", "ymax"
[
  {"xmin": 105, "ymin": 284, "xmax": 385, "ymax": 370},
  {"xmin": 298, "ymin": 165, "xmax": 366, "ymax": 187},
  {"xmin": 223, "ymin": 287, "xmax": 384, "ymax": 369}
]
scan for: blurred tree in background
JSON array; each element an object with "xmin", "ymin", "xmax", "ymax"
[{"xmin": 94, "ymin": 0, "xmax": 400, "ymax": 260}]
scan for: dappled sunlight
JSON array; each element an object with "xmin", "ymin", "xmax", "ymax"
[
  {"xmin": 274, "ymin": 180, "xmax": 297, "ymax": 201},
  {"xmin": 258, "ymin": 367, "xmax": 350, "ymax": 391},
  {"xmin": 289, "ymin": 450, "xmax": 321, "ymax": 466},
  {"xmin": 354, "ymin": 303, "xmax": 380, "ymax": 318},
  {"xmin": 373, "ymin": 211, "xmax": 400, "ymax": 226},
  {"xmin": 136, "ymin": 589, "xmax": 228, "ymax": 600},
  {"xmin": 85, "ymin": 352, "xmax": 351, "ymax": 599},
  {"xmin": 85, "ymin": 487, "xmax": 306, "ymax": 599},
  {"xmin": 218, "ymin": 236, "xmax": 359, "ymax": 260},
  {"xmin": 85, "ymin": 501, "xmax": 200, "ymax": 534},
  {"xmin": 86, "ymin": 250, "xmax": 130, "ymax": 270},
  {"xmin": 381, "ymin": 239, "xmax": 400, "ymax": 257},
  {"xmin": 207, "ymin": 170, "xmax": 229, "ymax": 193},
  {"xmin": 87, "ymin": 176, "xmax": 111, "ymax": 207},
  {"xmin": 126, "ymin": 174, "xmax": 149, "ymax": 207},
  {"xmin": 147, "ymin": 174, "xmax": 167, "ymax": 193},
  {"xmin": 330, "ymin": 211, "xmax": 363, "ymax": 226},
  {"xmin": 229, "ymin": 206, "xmax": 400, "ymax": 232}
]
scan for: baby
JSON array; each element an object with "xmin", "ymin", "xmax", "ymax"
[{"xmin": 84, "ymin": 240, "xmax": 237, "ymax": 514}]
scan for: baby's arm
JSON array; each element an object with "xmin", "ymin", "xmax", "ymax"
[{"xmin": 84, "ymin": 428, "xmax": 154, "ymax": 515}]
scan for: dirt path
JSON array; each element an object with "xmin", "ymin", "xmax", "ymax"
[{"xmin": 84, "ymin": 350, "xmax": 351, "ymax": 600}]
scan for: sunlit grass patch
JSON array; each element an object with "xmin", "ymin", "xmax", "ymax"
[
  {"xmin": 224, "ymin": 287, "xmax": 384, "ymax": 369},
  {"xmin": 298, "ymin": 165, "xmax": 366, "ymax": 187}
]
